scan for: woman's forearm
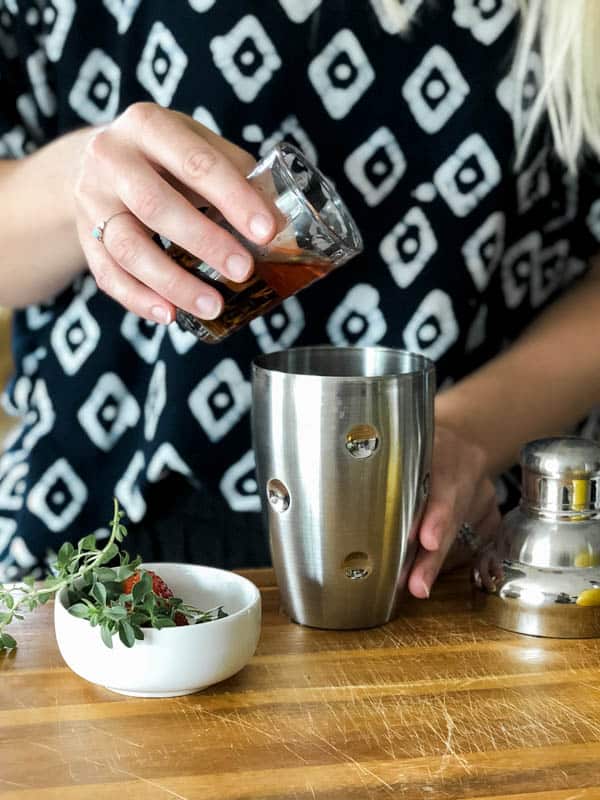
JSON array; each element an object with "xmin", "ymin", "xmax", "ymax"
[
  {"xmin": 437, "ymin": 257, "xmax": 600, "ymax": 476},
  {"xmin": 0, "ymin": 127, "xmax": 94, "ymax": 307}
]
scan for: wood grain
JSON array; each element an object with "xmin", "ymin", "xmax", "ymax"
[{"xmin": 2, "ymin": 569, "xmax": 600, "ymax": 799}]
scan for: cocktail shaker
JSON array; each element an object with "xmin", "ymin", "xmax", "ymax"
[
  {"xmin": 251, "ymin": 346, "xmax": 435, "ymax": 629},
  {"xmin": 474, "ymin": 436, "xmax": 600, "ymax": 638}
]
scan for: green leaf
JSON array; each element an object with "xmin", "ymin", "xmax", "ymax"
[
  {"xmin": 104, "ymin": 605, "xmax": 127, "ymax": 621},
  {"xmin": 37, "ymin": 591, "xmax": 54, "ymax": 606},
  {"xmin": 66, "ymin": 559, "xmax": 80, "ymax": 574},
  {"xmin": 93, "ymin": 567, "xmax": 118, "ymax": 583},
  {"xmin": 114, "ymin": 564, "xmax": 136, "ymax": 582},
  {"xmin": 0, "ymin": 632, "xmax": 17, "ymax": 650},
  {"xmin": 132, "ymin": 625, "xmax": 144, "ymax": 641},
  {"xmin": 57, "ymin": 541, "xmax": 75, "ymax": 567},
  {"xmin": 102, "ymin": 582, "xmax": 125, "ymax": 600},
  {"xmin": 118, "ymin": 621, "xmax": 135, "ymax": 648},
  {"xmin": 131, "ymin": 580, "xmax": 146, "ymax": 604},
  {"xmin": 133, "ymin": 571, "xmax": 151, "ymax": 601},
  {"xmin": 0, "ymin": 612, "xmax": 12, "ymax": 625},
  {"xmin": 79, "ymin": 534, "xmax": 97, "ymax": 552},
  {"xmin": 100, "ymin": 624, "xmax": 113, "ymax": 649},
  {"xmin": 98, "ymin": 542, "xmax": 118, "ymax": 565},
  {"xmin": 129, "ymin": 612, "xmax": 149, "ymax": 627},
  {"xmin": 143, "ymin": 597, "xmax": 156, "ymax": 616},
  {"xmin": 152, "ymin": 617, "xmax": 176, "ymax": 629},
  {"xmin": 66, "ymin": 588, "xmax": 82, "ymax": 607},
  {"xmin": 68, "ymin": 603, "xmax": 91, "ymax": 619},
  {"xmin": 79, "ymin": 573, "xmax": 94, "ymax": 589},
  {"xmin": 4, "ymin": 595, "xmax": 13, "ymax": 610},
  {"xmin": 23, "ymin": 575, "xmax": 35, "ymax": 588},
  {"xmin": 91, "ymin": 582, "xmax": 107, "ymax": 606}
]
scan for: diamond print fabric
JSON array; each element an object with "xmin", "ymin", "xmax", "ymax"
[{"xmin": 0, "ymin": 0, "xmax": 599, "ymax": 577}]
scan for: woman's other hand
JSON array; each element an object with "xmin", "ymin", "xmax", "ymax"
[
  {"xmin": 407, "ymin": 420, "xmax": 502, "ymax": 599},
  {"xmin": 72, "ymin": 103, "xmax": 276, "ymax": 325}
]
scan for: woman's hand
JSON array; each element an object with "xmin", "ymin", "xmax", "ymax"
[
  {"xmin": 407, "ymin": 422, "xmax": 502, "ymax": 599},
  {"xmin": 72, "ymin": 102, "xmax": 276, "ymax": 325}
]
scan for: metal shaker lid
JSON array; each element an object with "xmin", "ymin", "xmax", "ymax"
[{"xmin": 521, "ymin": 436, "xmax": 600, "ymax": 518}]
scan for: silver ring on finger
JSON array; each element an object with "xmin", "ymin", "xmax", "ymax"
[
  {"xmin": 457, "ymin": 522, "xmax": 482, "ymax": 554},
  {"xmin": 92, "ymin": 210, "xmax": 131, "ymax": 246}
]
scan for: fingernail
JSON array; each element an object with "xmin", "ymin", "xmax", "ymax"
[
  {"xmin": 151, "ymin": 305, "xmax": 172, "ymax": 325},
  {"xmin": 249, "ymin": 213, "xmax": 273, "ymax": 241},
  {"xmin": 421, "ymin": 579, "xmax": 430, "ymax": 599},
  {"xmin": 195, "ymin": 295, "xmax": 221, "ymax": 319},
  {"xmin": 226, "ymin": 253, "xmax": 252, "ymax": 282}
]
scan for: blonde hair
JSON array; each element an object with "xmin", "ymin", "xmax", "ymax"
[
  {"xmin": 514, "ymin": 0, "xmax": 600, "ymax": 172},
  {"xmin": 381, "ymin": 0, "xmax": 600, "ymax": 173}
]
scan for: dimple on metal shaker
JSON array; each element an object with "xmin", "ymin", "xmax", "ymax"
[{"xmin": 251, "ymin": 346, "xmax": 435, "ymax": 629}]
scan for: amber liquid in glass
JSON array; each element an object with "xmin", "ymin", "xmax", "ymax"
[{"xmin": 169, "ymin": 243, "xmax": 332, "ymax": 343}]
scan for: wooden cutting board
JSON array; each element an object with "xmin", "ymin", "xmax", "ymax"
[{"xmin": 2, "ymin": 568, "xmax": 600, "ymax": 799}]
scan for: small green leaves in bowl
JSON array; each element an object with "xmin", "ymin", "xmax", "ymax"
[{"xmin": 0, "ymin": 499, "xmax": 226, "ymax": 652}]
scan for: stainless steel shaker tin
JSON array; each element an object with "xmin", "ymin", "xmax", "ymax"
[
  {"xmin": 474, "ymin": 436, "xmax": 600, "ymax": 638},
  {"xmin": 251, "ymin": 346, "xmax": 435, "ymax": 629}
]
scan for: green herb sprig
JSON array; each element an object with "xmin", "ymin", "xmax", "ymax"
[{"xmin": 0, "ymin": 499, "xmax": 226, "ymax": 652}]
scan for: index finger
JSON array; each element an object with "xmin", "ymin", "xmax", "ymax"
[{"xmin": 120, "ymin": 105, "xmax": 277, "ymax": 246}]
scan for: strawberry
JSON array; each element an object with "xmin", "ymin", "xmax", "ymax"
[
  {"xmin": 174, "ymin": 611, "xmax": 189, "ymax": 626},
  {"xmin": 122, "ymin": 569, "xmax": 188, "ymax": 626},
  {"xmin": 122, "ymin": 569, "xmax": 174, "ymax": 599}
]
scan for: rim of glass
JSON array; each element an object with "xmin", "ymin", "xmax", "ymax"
[
  {"xmin": 262, "ymin": 142, "xmax": 363, "ymax": 255},
  {"xmin": 253, "ymin": 345, "xmax": 436, "ymax": 379}
]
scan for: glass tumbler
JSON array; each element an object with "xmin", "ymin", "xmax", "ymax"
[{"xmin": 169, "ymin": 142, "xmax": 363, "ymax": 343}]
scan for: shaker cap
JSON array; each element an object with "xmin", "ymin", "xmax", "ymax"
[
  {"xmin": 521, "ymin": 437, "xmax": 600, "ymax": 478},
  {"xmin": 521, "ymin": 436, "xmax": 600, "ymax": 517}
]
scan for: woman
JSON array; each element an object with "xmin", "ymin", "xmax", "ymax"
[{"xmin": 0, "ymin": 0, "xmax": 599, "ymax": 598}]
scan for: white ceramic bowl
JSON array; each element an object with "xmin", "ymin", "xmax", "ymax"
[{"xmin": 54, "ymin": 562, "xmax": 261, "ymax": 697}]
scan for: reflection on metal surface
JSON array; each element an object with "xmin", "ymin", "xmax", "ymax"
[
  {"xmin": 342, "ymin": 551, "xmax": 372, "ymax": 580},
  {"xmin": 576, "ymin": 588, "xmax": 600, "ymax": 607},
  {"xmin": 345, "ymin": 424, "xmax": 379, "ymax": 459},
  {"xmin": 266, "ymin": 479, "xmax": 291, "ymax": 513},
  {"xmin": 521, "ymin": 436, "xmax": 600, "ymax": 518}
]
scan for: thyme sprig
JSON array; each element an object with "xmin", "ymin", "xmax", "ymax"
[{"xmin": 0, "ymin": 499, "xmax": 226, "ymax": 652}]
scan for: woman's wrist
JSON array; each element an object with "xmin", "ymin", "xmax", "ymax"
[{"xmin": 0, "ymin": 127, "xmax": 96, "ymax": 307}]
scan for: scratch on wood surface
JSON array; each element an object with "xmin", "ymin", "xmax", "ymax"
[
  {"xmin": 0, "ymin": 778, "xmax": 31, "ymax": 789},
  {"xmin": 306, "ymin": 781, "xmax": 317, "ymax": 799},
  {"xmin": 416, "ymin": 699, "xmax": 471, "ymax": 775},
  {"xmin": 547, "ymin": 696, "xmax": 600, "ymax": 740},
  {"xmin": 438, "ymin": 701, "xmax": 471, "ymax": 773},
  {"xmin": 86, "ymin": 722, "xmax": 144, "ymax": 749},
  {"xmin": 367, "ymin": 695, "xmax": 399, "ymax": 760},
  {"xmin": 106, "ymin": 764, "xmax": 189, "ymax": 800},
  {"xmin": 310, "ymin": 729, "xmax": 395, "ymax": 795},
  {"xmin": 175, "ymin": 699, "xmax": 309, "ymax": 765},
  {"xmin": 580, "ymin": 682, "xmax": 600, "ymax": 695},
  {"xmin": 29, "ymin": 740, "xmax": 64, "ymax": 757}
]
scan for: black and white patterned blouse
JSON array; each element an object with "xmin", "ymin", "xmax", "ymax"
[{"xmin": 0, "ymin": 0, "xmax": 599, "ymax": 579}]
